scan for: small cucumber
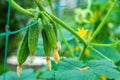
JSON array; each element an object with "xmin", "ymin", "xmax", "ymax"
[
  {"xmin": 43, "ymin": 12, "xmax": 58, "ymax": 38},
  {"xmin": 44, "ymin": 23, "xmax": 57, "ymax": 48},
  {"xmin": 17, "ymin": 30, "xmax": 30, "ymax": 65},
  {"xmin": 42, "ymin": 29, "xmax": 52, "ymax": 56},
  {"xmin": 28, "ymin": 25, "xmax": 39, "ymax": 54}
]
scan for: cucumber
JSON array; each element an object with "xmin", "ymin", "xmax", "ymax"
[
  {"xmin": 17, "ymin": 30, "xmax": 30, "ymax": 77},
  {"xmin": 17, "ymin": 30, "xmax": 30, "ymax": 65},
  {"xmin": 28, "ymin": 25, "xmax": 39, "ymax": 54},
  {"xmin": 43, "ymin": 12, "xmax": 58, "ymax": 38},
  {"xmin": 42, "ymin": 29, "xmax": 52, "ymax": 56},
  {"xmin": 43, "ymin": 23, "xmax": 57, "ymax": 48}
]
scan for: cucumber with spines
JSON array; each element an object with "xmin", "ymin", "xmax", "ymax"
[
  {"xmin": 28, "ymin": 25, "xmax": 39, "ymax": 54},
  {"xmin": 43, "ymin": 24, "xmax": 57, "ymax": 48},
  {"xmin": 42, "ymin": 29, "xmax": 52, "ymax": 56},
  {"xmin": 17, "ymin": 30, "xmax": 30, "ymax": 65},
  {"xmin": 28, "ymin": 12, "xmax": 40, "ymax": 54},
  {"xmin": 43, "ymin": 12, "xmax": 58, "ymax": 38}
]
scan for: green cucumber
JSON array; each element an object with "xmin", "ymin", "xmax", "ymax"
[
  {"xmin": 17, "ymin": 30, "xmax": 30, "ymax": 65},
  {"xmin": 42, "ymin": 29, "xmax": 52, "ymax": 56},
  {"xmin": 28, "ymin": 25, "xmax": 39, "ymax": 54}
]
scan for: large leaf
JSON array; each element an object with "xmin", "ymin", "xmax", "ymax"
[
  {"xmin": 51, "ymin": 58, "xmax": 120, "ymax": 80},
  {"xmin": 90, "ymin": 46, "xmax": 120, "ymax": 62},
  {"xmin": 40, "ymin": 71, "xmax": 55, "ymax": 80},
  {"xmin": 0, "ymin": 69, "xmax": 36, "ymax": 80}
]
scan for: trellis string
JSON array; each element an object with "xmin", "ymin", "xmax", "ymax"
[
  {"xmin": 3, "ymin": 3, "xmax": 11, "ymax": 80},
  {"xmin": 2, "ymin": 2, "xmax": 40, "ymax": 80}
]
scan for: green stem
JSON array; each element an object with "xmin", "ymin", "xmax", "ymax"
[
  {"xmin": 79, "ymin": 44, "xmax": 87, "ymax": 60},
  {"xmin": 90, "ymin": 41, "xmax": 120, "ymax": 47},
  {"xmin": 90, "ymin": 0, "xmax": 118, "ymax": 41},
  {"xmin": 58, "ymin": 26, "xmax": 74, "ymax": 57},
  {"xmin": 8, "ymin": 0, "xmax": 34, "ymax": 17},
  {"xmin": 33, "ymin": 0, "xmax": 45, "ymax": 11},
  {"xmin": 10, "ymin": 19, "xmax": 40, "ymax": 35},
  {"xmin": 87, "ymin": 0, "xmax": 91, "ymax": 9},
  {"xmin": 90, "ymin": 46, "xmax": 114, "ymax": 63},
  {"xmin": 48, "ymin": 0, "xmax": 54, "ymax": 14}
]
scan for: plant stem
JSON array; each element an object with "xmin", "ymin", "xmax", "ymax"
[
  {"xmin": 48, "ymin": 0, "xmax": 54, "ymax": 14},
  {"xmin": 10, "ymin": 19, "xmax": 41, "ymax": 35},
  {"xmin": 87, "ymin": 0, "xmax": 91, "ymax": 9},
  {"xmin": 90, "ymin": 46, "xmax": 114, "ymax": 63},
  {"xmin": 79, "ymin": 44, "xmax": 87, "ymax": 60},
  {"xmin": 33, "ymin": 0, "xmax": 45, "ymax": 11},
  {"xmin": 58, "ymin": 26, "xmax": 75, "ymax": 57},
  {"xmin": 8, "ymin": 0, "xmax": 34, "ymax": 17},
  {"xmin": 90, "ymin": 41, "xmax": 120, "ymax": 47},
  {"xmin": 0, "ymin": 19, "xmax": 40, "ymax": 36},
  {"xmin": 90, "ymin": 0, "xmax": 118, "ymax": 41}
]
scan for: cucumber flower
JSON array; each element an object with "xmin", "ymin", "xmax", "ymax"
[{"xmin": 78, "ymin": 27, "xmax": 88, "ymax": 38}]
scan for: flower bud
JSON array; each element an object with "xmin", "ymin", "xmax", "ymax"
[
  {"xmin": 17, "ymin": 64, "xmax": 22, "ymax": 78},
  {"xmin": 53, "ymin": 49, "xmax": 60, "ymax": 64},
  {"xmin": 100, "ymin": 75, "xmax": 107, "ymax": 80},
  {"xmin": 30, "ymin": 53, "xmax": 35, "ymax": 64},
  {"xmin": 57, "ymin": 40, "xmax": 61, "ymax": 51}
]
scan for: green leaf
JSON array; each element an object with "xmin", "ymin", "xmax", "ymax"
[
  {"xmin": 40, "ymin": 71, "xmax": 55, "ymax": 80},
  {"xmin": 51, "ymin": 58, "xmax": 120, "ymax": 80},
  {"xmin": 0, "ymin": 71, "xmax": 18, "ymax": 80},
  {"xmin": 0, "ymin": 69, "xmax": 37, "ymax": 80},
  {"xmin": 20, "ymin": 69, "xmax": 36, "ymax": 80},
  {"xmin": 90, "ymin": 47, "xmax": 120, "ymax": 62}
]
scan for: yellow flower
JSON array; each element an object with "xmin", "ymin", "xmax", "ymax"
[
  {"xmin": 94, "ymin": 11, "xmax": 102, "ymax": 17},
  {"xmin": 100, "ymin": 75, "xmax": 107, "ymax": 80},
  {"xmin": 89, "ymin": 17, "xmax": 95, "ymax": 24},
  {"xmin": 98, "ymin": 11, "xmax": 102, "ymax": 17},
  {"xmin": 78, "ymin": 28, "xmax": 88, "ymax": 38},
  {"xmin": 53, "ymin": 49, "xmax": 60, "ymax": 64},
  {"xmin": 56, "ymin": 40, "xmax": 61, "ymax": 51},
  {"xmin": 17, "ymin": 64, "xmax": 22, "ymax": 78},
  {"xmin": 75, "ymin": 46, "xmax": 81, "ymax": 51},
  {"xmin": 46, "ymin": 56, "xmax": 52, "ymax": 71},
  {"xmin": 108, "ymin": 22, "xmax": 113, "ymax": 29},
  {"xmin": 80, "ymin": 66, "xmax": 89, "ymax": 71},
  {"xmin": 85, "ymin": 48, "xmax": 90, "ymax": 56}
]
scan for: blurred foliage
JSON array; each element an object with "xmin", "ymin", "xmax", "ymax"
[
  {"xmin": 35, "ymin": 0, "xmax": 120, "ymax": 79},
  {"xmin": 1, "ymin": 0, "xmax": 120, "ymax": 80},
  {"xmin": 0, "ymin": 69, "xmax": 37, "ymax": 80},
  {"xmin": 56, "ymin": 0, "xmax": 120, "ymax": 62}
]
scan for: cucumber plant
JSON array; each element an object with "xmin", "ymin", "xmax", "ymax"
[{"xmin": 7, "ymin": 0, "xmax": 120, "ymax": 80}]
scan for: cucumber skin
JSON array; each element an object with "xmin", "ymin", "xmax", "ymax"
[
  {"xmin": 28, "ymin": 25, "xmax": 39, "ymax": 54},
  {"xmin": 42, "ymin": 29, "xmax": 52, "ymax": 56},
  {"xmin": 17, "ymin": 30, "xmax": 30, "ymax": 64}
]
